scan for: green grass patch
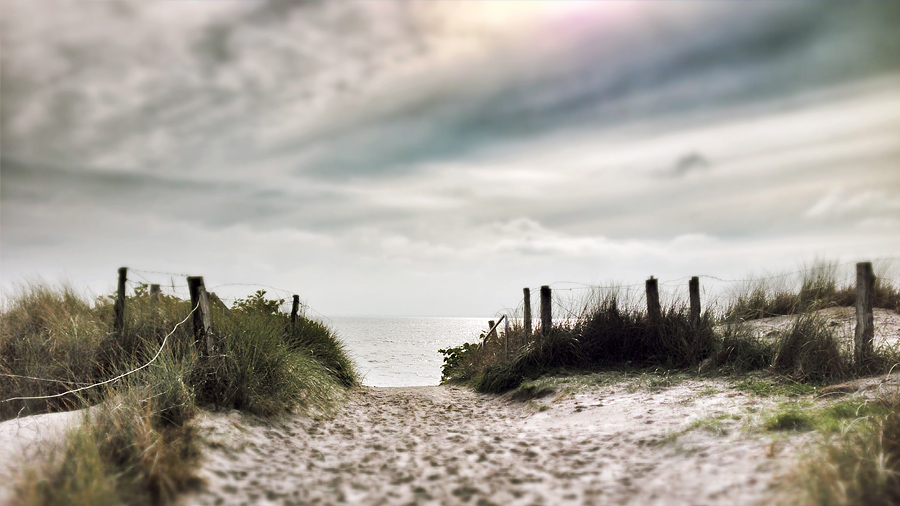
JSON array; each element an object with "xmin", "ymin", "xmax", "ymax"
[
  {"xmin": 760, "ymin": 398, "xmax": 890, "ymax": 434},
  {"xmin": 734, "ymin": 377, "xmax": 817, "ymax": 397}
]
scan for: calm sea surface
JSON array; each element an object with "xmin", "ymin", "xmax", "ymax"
[{"xmin": 328, "ymin": 317, "xmax": 490, "ymax": 387}]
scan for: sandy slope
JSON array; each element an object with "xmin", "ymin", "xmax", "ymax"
[
  {"xmin": 179, "ymin": 384, "xmax": 799, "ymax": 506},
  {"xmin": 0, "ymin": 409, "xmax": 85, "ymax": 505}
]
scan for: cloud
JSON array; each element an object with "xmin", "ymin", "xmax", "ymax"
[
  {"xmin": 2, "ymin": 2, "xmax": 899, "ymax": 316},
  {"xmin": 668, "ymin": 152, "xmax": 710, "ymax": 178},
  {"xmin": 4, "ymin": 1, "xmax": 899, "ymax": 180},
  {"xmin": 806, "ymin": 187, "xmax": 900, "ymax": 222}
]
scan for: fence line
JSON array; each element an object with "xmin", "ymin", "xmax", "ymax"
[
  {"xmin": 498, "ymin": 265, "xmax": 898, "ymax": 335},
  {"xmin": 107, "ymin": 268, "xmax": 335, "ymax": 323}
]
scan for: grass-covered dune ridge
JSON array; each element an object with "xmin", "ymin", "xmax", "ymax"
[
  {"xmin": 441, "ymin": 260, "xmax": 900, "ymax": 393},
  {"xmin": 1, "ymin": 281, "xmax": 357, "ymax": 505}
]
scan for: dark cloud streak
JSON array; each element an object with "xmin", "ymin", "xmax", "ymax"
[{"xmin": 287, "ymin": 2, "xmax": 900, "ymax": 181}]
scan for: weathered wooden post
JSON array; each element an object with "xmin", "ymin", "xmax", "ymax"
[
  {"xmin": 149, "ymin": 284, "xmax": 161, "ymax": 306},
  {"xmin": 646, "ymin": 276, "xmax": 661, "ymax": 323},
  {"xmin": 689, "ymin": 276, "xmax": 701, "ymax": 329},
  {"xmin": 291, "ymin": 295, "xmax": 300, "ymax": 332},
  {"xmin": 540, "ymin": 285, "xmax": 552, "ymax": 337},
  {"xmin": 488, "ymin": 320, "xmax": 497, "ymax": 341},
  {"xmin": 149, "ymin": 283, "xmax": 161, "ymax": 339},
  {"xmin": 523, "ymin": 288, "xmax": 533, "ymax": 339},
  {"xmin": 187, "ymin": 276, "xmax": 212, "ymax": 355},
  {"xmin": 854, "ymin": 262, "xmax": 875, "ymax": 366},
  {"xmin": 114, "ymin": 267, "xmax": 127, "ymax": 336},
  {"xmin": 505, "ymin": 315, "xmax": 511, "ymax": 361}
]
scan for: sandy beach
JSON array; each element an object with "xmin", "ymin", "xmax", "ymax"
[
  {"xmin": 2, "ymin": 307, "xmax": 897, "ymax": 505},
  {"xmin": 177, "ymin": 382, "xmax": 813, "ymax": 506}
]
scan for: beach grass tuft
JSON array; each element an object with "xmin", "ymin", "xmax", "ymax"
[{"xmin": 2, "ymin": 282, "xmax": 356, "ymax": 505}]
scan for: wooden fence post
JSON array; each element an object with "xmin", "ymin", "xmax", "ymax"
[
  {"xmin": 149, "ymin": 284, "xmax": 160, "ymax": 307},
  {"xmin": 187, "ymin": 276, "xmax": 212, "ymax": 355},
  {"xmin": 854, "ymin": 262, "xmax": 875, "ymax": 366},
  {"xmin": 523, "ymin": 288, "xmax": 532, "ymax": 339},
  {"xmin": 540, "ymin": 285, "xmax": 552, "ymax": 337},
  {"xmin": 646, "ymin": 276, "xmax": 661, "ymax": 323},
  {"xmin": 291, "ymin": 295, "xmax": 300, "ymax": 332},
  {"xmin": 114, "ymin": 267, "xmax": 127, "ymax": 336},
  {"xmin": 149, "ymin": 283, "xmax": 161, "ymax": 340},
  {"xmin": 488, "ymin": 320, "xmax": 496, "ymax": 341},
  {"xmin": 505, "ymin": 315, "xmax": 510, "ymax": 361},
  {"xmin": 689, "ymin": 276, "xmax": 701, "ymax": 329}
]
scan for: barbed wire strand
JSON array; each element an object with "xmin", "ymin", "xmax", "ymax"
[
  {"xmin": 1, "ymin": 303, "xmax": 199, "ymax": 404},
  {"xmin": 128, "ymin": 268, "xmax": 192, "ymax": 278}
]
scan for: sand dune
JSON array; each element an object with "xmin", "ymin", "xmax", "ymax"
[{"xmin": 4, "ymin": 307, "xmax": 898, "ymax": 505}]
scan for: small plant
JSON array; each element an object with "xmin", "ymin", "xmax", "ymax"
[
  {"xmin": 438, "ymin": 341, "xmax": 481, "ymax": 383},
  {"xmin": 764, "ymin": 405, "xmax": 814, "ymax": 431}
]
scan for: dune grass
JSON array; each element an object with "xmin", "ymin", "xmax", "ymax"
[
  {"xmin": 440, "ymin": 261, "xmax": 899, "ymax": 395},
  {"xmin": 789, "ymin": 396, "xmax": 900, "ymax": 506},
  {"xmin": 723, "ymin": 260, "xmax": 900, "ymax": 321},
  {"xmin": 1, "ymin": 282, "xmax": 356, "ymax": 505}
]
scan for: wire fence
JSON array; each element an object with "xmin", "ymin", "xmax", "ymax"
[
  {"xmin": 124, "ymin": 267, "xmax": 332, "ymax": 322},
  {"xmin": 2, "ymin": 259, "xmax": 898, "ymax": 409},
  {"xmin": 490, "ymin": 258, "xmax": 900, "ymax": 330}
]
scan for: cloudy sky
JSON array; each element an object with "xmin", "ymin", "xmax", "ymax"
[{"xmin": 2, "ymin": 1, "xmax": 899, "ymax": 316}]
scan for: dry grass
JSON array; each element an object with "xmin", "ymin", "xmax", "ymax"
[
  {"xmin": 2, "ymin": 281, "xmax": 356, "ymax": 505},
  {"xmin": 791, "ymin": 396, "xmax": 900, "ymax": 506}
]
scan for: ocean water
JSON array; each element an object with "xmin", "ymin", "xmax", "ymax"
[{"xmin": 328, "ymin": 317, "xmax": 491, "ymax": 387}]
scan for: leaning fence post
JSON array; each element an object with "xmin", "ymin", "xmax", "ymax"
[
  {"xmin": 114, "ymin": 267, "xmax": 127, "ymax": 336},
  {"xmin": 854, "ymin": 262, "xmax": 875, "ymax": 366},
  {"xmin": 291, "ymin": 295, "xmax": 300, "ymax": 332},
  {"xmin": 540, "ymin": 285, "xmax": 552, "ymax": 337},
  {"xmin": 488, "ymin": 320, "xmax": 496, "ymax": 341},
  {"xmin": 187, "ymin": 276, "xmax": 212, "ymax": 355},
  {"xmin": 646, "ymin": 276, "xmax": 661, "ymax": 323},
  {"xmin": 504, "ymin": 315, "xmax": 510, "ymax": 361},
  {"xmin": 689, "ymin": 276, "xmax": 701, "ymax": 329},
  {"xmin": 523, "ymin": 288, "xmax": 532, "ymax": 339}
]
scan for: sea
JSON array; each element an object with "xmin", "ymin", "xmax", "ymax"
[{"xmin": 328, "ymin": 317, "xmax": 491, "ymax": 387}]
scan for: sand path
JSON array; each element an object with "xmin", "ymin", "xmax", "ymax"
[{"xmin": 181, "ymin": 383, "xmax": 791, "ymax": 506}]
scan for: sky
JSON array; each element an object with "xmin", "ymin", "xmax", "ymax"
[{"xmin": 2, "ymin": 1, "xmax": 899, "ymax": 317}]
